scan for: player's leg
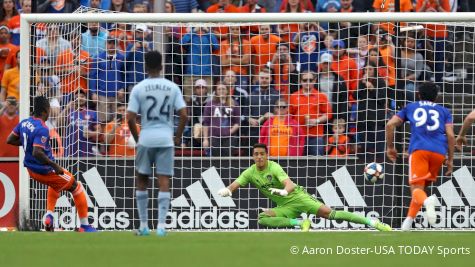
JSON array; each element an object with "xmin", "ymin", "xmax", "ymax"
[
  {"xmin": 67, "ymin": 179, "xmax": 96, "ymax": 232},
  {"xmin": 257, "ymin": 208, "xmax": 303, "ymax": 228},
  {"xmin": 135, "ymin": 145, "xmax": 153, "ymax": 236},
  {"xmin": 44, "ymin": 187, "xmax": 59, "ymax": 232},
  {"xmin": 155, "ymin": 147, "xmax": 174, "ymax": 237},
  {"xmin": 317, "ymin": 204, "xmax": 392, "ymax": 231}
]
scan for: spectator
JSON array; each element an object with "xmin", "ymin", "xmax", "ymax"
[
  {"xmin": 81, "ymin": 22, "xmax": 108, "ymax": 59},
  {"xmin": 356, "ymin": 62, "xmax": 387, "ymax": 160},
  {"xmin": 185, "ymin": 78, "xmax": 210, "ymax": 149},
  {"xmin": 316, "ymin": 0, "xmax": 340, "ymax": 12},
  {"xmin": 206, "ymin": 0, "xmax": 241, "ymax": 38},
  {"xmin": 164, "ymin": 0, "xmax": 185, "ymax": 85},
  {"xmin": 259, "ymin": 98, "xmax": 304, "ymax": 157},
  {"xmin": 239, "ymin": 0, "xmax": 266, "ymax": 35},
  {"xmin": 278, "ymin": 0, "xmax": 309, "ymax": 45},
  {"xmin": 248, "ymin": 68, "xmax": 280, "ymax": 146},
  {"xmin": 372, "ymin": 29, "xmax": 396, "ymax": 89},
  {"xmin": 36, "ymin": 24, "xmax": 72, "ymax": 62},
  {"xmin": 293, "ymin": 22, "xmax": 325, "ymax": 73},
  {"xmin": 109, "ymin": 0, "xmax": 128, "ymax": 12},
  {"xmin": 330, "ymin": 39, "xmax": 359, "ymax": 94},
  {"xmin": 416, "ymin": 0, "xmax": 450, "ymax": 82},
  {"xmin": 316, "ymin": 53, "xmax": 348, "ymax": 121},
  {"xmin": 56, "ymin": 32, "xmax": 91, "ymax": 100},
  {"xmin": 38, "ymin": 0, "xmax": 80, "ymax": 13},
  {"xmin": 279, "ymin": 0, "xmax": 314, "ymax": 12},
  {"xmin": 223, "ymin": 69, "xmax": 249, "ymax": 124},
  {"xmin": 250, "ymin": 24, "xmax": 282, "ymax": 76},
  {"xmin": 7, "ymin": 0, "xmax": 30, "ymax": 46},
  {"xmin": 172, "ymin": 0, "xmax": 199, "ymax": 13},
  {"xmin": 340, "ymin": 0, "xmax": 357, "ymax": 12},
  {"xmin": 35, "ymin": 57, "xmax": 61, "ymax": 128},
  {"xmin": 0, "ymin": 25, "xmax": 17, "ymax": 80},
  {"xmin": 202, "ymin": 81, "xmax": 241, "ymax": 157},
  {"xmin": 108, "ymin": 23, "xmax": 133, "ymax": 52},
  {"xmin": 326, "ymin": 118, "xmax": 349, "ymax": 157},
  {"xmin": 367, "ymin": 47, "xmax": 389, "ymax": 85},
  {"xmin": 125, "ymin": 23, "xmax": 153, "ymax": 91},
  {"xmin": 89, "ymin": 0, "xmax": 102, "ymax": 9},
  {"xmin": 400, "ymin": 33, "xmax": 431, "ymax": 102},
  {"xmin": 289, "ymin": 71, "xmax": 332, "ymax": 156},
  {"xmin": 269, "ymin": 42, "xmax": 297, "ymax": 98},
  {"xmin": 131, "ymin": 2, "xmax": 148, "ymax": 12},
  {"xmin": 373, "ymin": 0, "xmax": 413, "ymax": 34},
  {"xmin": 89, "ymin": 37, "xmax": 126, "ymax": 123},
  {"xmin": 320, "ymin": 0, "xmax": 342, "ymax": 31},
  {"xmin": 347, "ymin": 35, "xmax": 369, "ymax": 70},
  {"xmin": 59, "ymin": 90, "xmax": 101, "ymax": 157},
  {"xmin": 179, "ymin": 26, "xmax": 219, "ymax": 102},
  {"xmin": 0, "ymin": 49, "xmax": 19, "ymax": 103},
  {"xmin": 220, "ymin": 25, "xmax": 251, "ymax": 90},
  {"xmin": 0, "ymin": 96, "xmax": 18, "ymax": 157},
  {"xmin": 320, "ymin": 33, "xmax": 335, "ymax": 56},
  {"xmin": 0, "ymin": 0, "xmax": 18, "ymax": 26},
  {"xmin": 104, "ymin": 102, "xmax": 139, "ymax": 157}
]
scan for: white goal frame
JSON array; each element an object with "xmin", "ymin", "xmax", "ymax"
[{"xmin": 18, "ymin": 12, "xmax": 475, "ymax": 229}]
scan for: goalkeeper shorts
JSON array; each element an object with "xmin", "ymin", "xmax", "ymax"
[{"xmin": 271, "ymin": 193, "xmax": 323, "ymax": 219}]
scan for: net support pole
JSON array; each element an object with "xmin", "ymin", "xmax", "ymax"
[{"xmin": 19, "ymin": 14, "xmax": 31, "ymax": 230}]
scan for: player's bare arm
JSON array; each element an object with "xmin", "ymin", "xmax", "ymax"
[
  {"xmin": 445, "ymin": 123, "xmax": 455, "ymax": 176},
  {"xmin": 385, "ymin": 116, "xmax": 403, "ymax": 162},
  {"xmin": 175, "ymin": 107, "xmax": 188, "ymax": 146},
  {"xmin": 456, "ymin": 109, "xmax": 475, "ymax": 149},
  {"xmin": 32, "ymin": 146, "xmax": 64, "ymax": 175},
  {"xmin": 127, "ymin": 111, "xmax": 139, "ymax": 143},
  {"xmin": 6, "ymin": 132, "xmax": 21, "ymax": 146}
]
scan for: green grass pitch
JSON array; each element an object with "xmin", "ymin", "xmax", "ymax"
[{"xmin": 0, "ymin": 231, "xmax": 474, "ymax": 267}]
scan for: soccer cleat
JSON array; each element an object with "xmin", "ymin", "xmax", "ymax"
[
  {"xmin": 401, "ymin": 217, "xmax": 414, "ymax": 232},
  {"xmin": 372, "ymin": 219, "xmax": 392, "ymax": 232},
  {"xmin": 424, "ymin": 195, "xmax": 437, "ymax": 226},
  {"xmin": 156, "ymin": 228, "xmax": 167, "ymax": 237},
  {"xmin": 135, "ymin": 227, "xmax": 150, "ymax": 236},
  {"xmin": 301, "ymin": 219, "xmax": 311, "ymax": 232},
  {"xmin": 78, "ymin": 224, "xmax": 97, "ymax": 232},
  {"xmin": 44, "ymin": 214, "xmax": 54, "ymax": 232}
]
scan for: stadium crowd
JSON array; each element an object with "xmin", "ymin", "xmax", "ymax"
[{"xmin": 1, "ymin": 0, "xmax": 474, "ymax": 159}]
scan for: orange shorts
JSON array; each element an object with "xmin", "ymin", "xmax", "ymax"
[
  {"xmin": 28, "ymin": 169, "xmax": 75, "ymax": 192},
  {"xmin": 409, "ymin": 150, "xmax": 445, "ymax": 186}
]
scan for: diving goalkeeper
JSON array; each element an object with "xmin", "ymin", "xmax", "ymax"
[{"xmin": 218, "ymin": 143, "xmax": 392, "ymax": 231}]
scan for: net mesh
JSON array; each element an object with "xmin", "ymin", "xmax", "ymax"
[{"xmin": 24, "ymin": 7, "xmax": 475, "ymax": 230}]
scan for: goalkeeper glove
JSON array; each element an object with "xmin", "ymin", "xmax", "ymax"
[
  {"xmin": 269, "ymin": 188, "xmax": 288, "ymax": 196},
  {"xmin": 218, "ymin": 188, "xmax": 232, "ymax": 197}
]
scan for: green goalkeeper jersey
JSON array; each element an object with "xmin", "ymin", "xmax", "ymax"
[{"xmin": 236, "ymin": 161, "xmax": 307, "ymax": 206}]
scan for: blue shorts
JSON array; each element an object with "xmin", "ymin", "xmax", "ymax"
[{"xmin": 136, "ymin": 145, "xmax": 174, "ymax": 176}]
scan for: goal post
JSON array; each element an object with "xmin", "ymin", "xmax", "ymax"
[{"xmin": 19, "ymin": 11, "xmax": 475, "ymax": 231}]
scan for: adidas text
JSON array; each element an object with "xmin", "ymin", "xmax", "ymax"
[
  {"xmin": 166, "ymin": 207, "xmax": 249, "ymax": 229},
  {"xmin": 47, "ymin": 207, "xmax": 130, "ymax": 229}
]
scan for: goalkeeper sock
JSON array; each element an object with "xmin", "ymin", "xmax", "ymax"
[
  {"xmin": 157, "ymin": 191, "xmax": 170, "ymax": 229},
  {"xmin": 136, "ymin": 190, "xmax": 148, "ymax": 230},
  {"xmin": 72, "ymin": 182, "xmax": 89, "ymax": 225},
  {"xmin": 258, "ymin": 217, "xmax": 298, "ymax": 228},
  {"xmin": 47, "ymin": 187, "xmax": 59, "ymax": 212},
  {"xmin": 329, "ymin": 210, "xmax": 371, "ymax": 226}
]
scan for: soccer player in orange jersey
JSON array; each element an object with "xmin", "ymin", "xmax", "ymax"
[{"xmin": 386, "ymin": 82, "xmax": 454, "ymax": 231}]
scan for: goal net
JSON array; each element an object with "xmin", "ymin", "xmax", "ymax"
[{"xmin": 19, "ymin": 10, "xmax": 475, "ymax": 231}]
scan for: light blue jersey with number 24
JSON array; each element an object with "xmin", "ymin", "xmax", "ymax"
[{"xmin": 127, "ymin": 77, "xmax": 186, "ymax": 147}]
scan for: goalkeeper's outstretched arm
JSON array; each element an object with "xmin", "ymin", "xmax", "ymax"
[
  {"xmin": 218, "ymin": 181, "xmax": 241, "ymax": 197},
  {"xmin": 456, "ymin": 110, "xmax": 475, "ymax": 150}
]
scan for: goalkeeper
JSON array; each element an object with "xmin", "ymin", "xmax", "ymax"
[{"xmin": 218, "ymin": 143, "xmax": 392, "ymax": 231}]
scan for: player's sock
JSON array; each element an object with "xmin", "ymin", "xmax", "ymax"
[
  {"xmin": 401, "ymin": 217, "xmax": 414, "ymax": 231},
  {"xmin": 72, "ymin": 182, "xmax": 89, "ymax": 225},
  {"xmin": 136, "ymin": 190, "xmax": 148, "ymax": 230},
  {"xmin": 157, "ymin": 191, "xmax": 170, "ymax": 229},
  {"xmin": 47, "ymin": 187, "xmax": 59, "ymax": 212},
  {"xmin": 412, "ymin": 188, "xmax": 428, "ymax": 205},
  {"xmin": 408, "ymin": 199, "xmax": 422, "ymax": 218},
  {"xmin": 258, "ymin": 216, "xmax": 295, "ymax": 227},
  {"xmin": 329, "ymin": 210, "xmax": 371, "ymax": 226}
]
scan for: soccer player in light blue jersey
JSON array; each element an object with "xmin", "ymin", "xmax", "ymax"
[{"xmin": 127, "ymin": 50, "xmax": 188, "ymax": 236}]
